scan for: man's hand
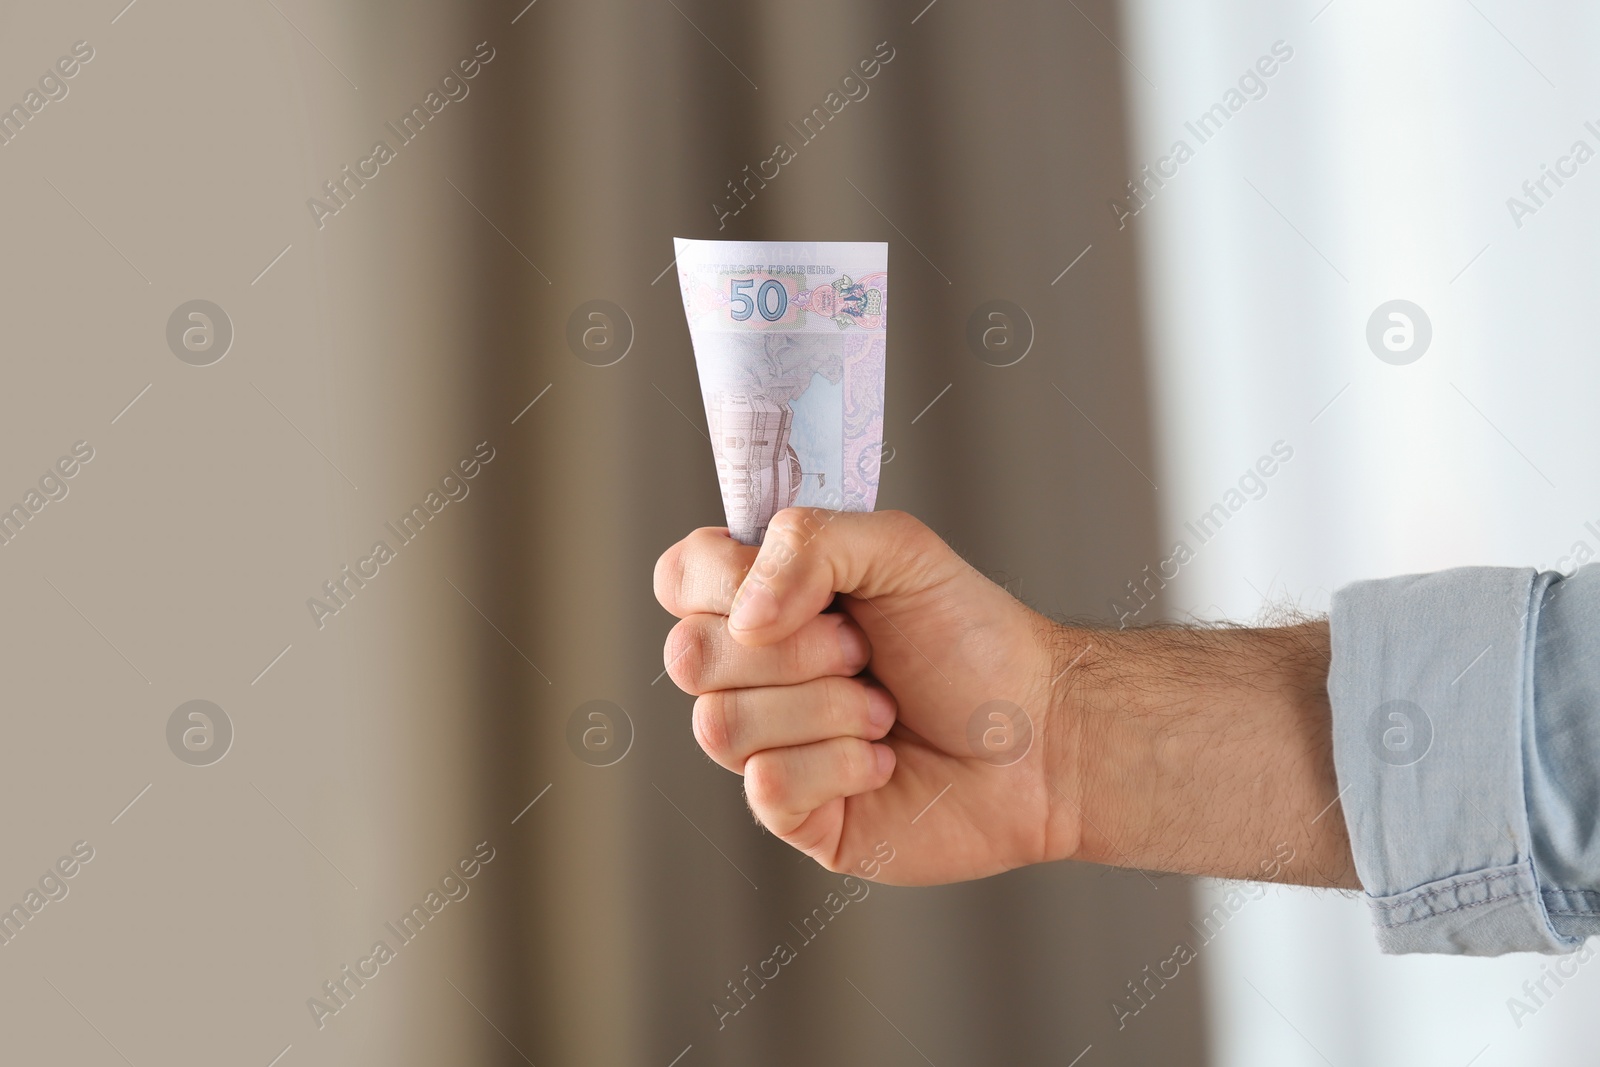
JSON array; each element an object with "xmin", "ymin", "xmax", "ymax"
[
  {"xmin": 653, "ymin": 508, "xmax": 1358, "ymax": 889},
  {"xmin": 654, "ymin": 508, "xmax": 1068, "ymax": 884}
]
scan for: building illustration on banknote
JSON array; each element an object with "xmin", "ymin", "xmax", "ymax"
[
  {"xmin": 676, "ymin": 240, "xmax": 888, "ymax": 544},
  {"xmin": 705, "ymin": 394, "xmax": 809, "ymax": 542}
]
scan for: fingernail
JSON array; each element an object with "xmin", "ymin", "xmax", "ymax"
[
  {"xmin": 866, "ymin": 687, "xmax": 895, "ymax": 732},
  {"xmin": 873, "ymin": 743, "xmax": 895, "ymax": 778},
  {"xmin": 730, "ymin": 582, "xmax": 778, "ymax": 631},
  {"xmin": 837, "ymin": 621, "xmax": 870, "ymax": 667}
]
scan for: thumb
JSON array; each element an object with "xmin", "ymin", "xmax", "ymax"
[{"xmin": 727, "ymin": 508, "xmax": 946, "ymax": 646}]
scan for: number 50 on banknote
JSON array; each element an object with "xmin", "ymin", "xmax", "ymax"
[{"xmin": 674, "ymin": 239, "xmax": 888, "ymax": 546}]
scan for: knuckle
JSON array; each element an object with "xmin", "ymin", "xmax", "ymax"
[
  {"xmin": 768, "ymin": 507, "xmax": 830, "ymax": 550},
  {"xmin": 761, "ymin": 509, "xmax": 821, "ymax": 572},
  {"xmin": 743, "ymin": 752, "xmax": 788, "ymax": 812},
  {"xmin": 692, "ymin": 691, "xmax": 737, "ymax": 761},
  {"xmin": 653, "ymin": 549, "xmax": 684, "ymax": 614},
  {"xmin": 766, "ymin": 507, "xmax": 808, "ymax": 543},
  {"xmin": 665, "ymin": 619, "xmax": 713, "ymax": 694},
  {"xmin": 657, "ymin": 529, "xmax": 741, "ymax": 616}
]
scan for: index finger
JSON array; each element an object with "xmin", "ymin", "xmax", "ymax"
[{"xmin": 653, "ymin": 526, "xmax": 759, "ymax": 619}]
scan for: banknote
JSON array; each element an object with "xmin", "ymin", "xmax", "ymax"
[{"xmin": 674, "ymin": 239, "xmax": 888, "ymax": 545}]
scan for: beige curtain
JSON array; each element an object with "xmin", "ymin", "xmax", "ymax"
[
  {"xmin": 3, "ymin": 0, "xmax": 1204, "ymax": 1063},
  {"xmin": 504, "ymin": 1, "xmax": 1205, "ymax": 1064}
]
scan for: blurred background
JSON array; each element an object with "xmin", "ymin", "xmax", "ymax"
[{"xmin": 2, "ymin": 0, "xmax": 1597, "ymax": 1064}]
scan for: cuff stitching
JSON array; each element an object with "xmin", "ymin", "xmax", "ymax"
[
  {"xmin": 1365, "ymin": 869, "xmax": 1525, "ymax": 911},
  {"xmin": 1376, "ymin": 888, "xmax": 1536, "ymax": 929},
  {"xmin": 1540, "ymin": 888, "xmax": 1600, "ymax": 916}
]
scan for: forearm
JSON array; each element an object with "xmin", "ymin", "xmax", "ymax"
[{"xmin": 1054, "ymin": 620, "xmax": 1359, "ymax": 888}]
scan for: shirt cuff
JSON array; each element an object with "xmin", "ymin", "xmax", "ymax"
[{"xmin": 1329, "ymin": 567, "xmax": 1578, "ymax": 955}]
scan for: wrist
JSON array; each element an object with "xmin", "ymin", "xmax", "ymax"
[
  {"xmin": 1041, "ymin": 625, "xmax": 1138, "ymax": 869},
  {"xmin": 1037, "ymin": 623, "xmax": 1106, "ymax": 866},
  {"xmin": 1045, "ymin": 621, "xmax": 1357, "ymax": 887}
]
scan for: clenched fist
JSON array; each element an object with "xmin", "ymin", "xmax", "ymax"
[{"xmin": 654, "ymin": 508, "xmax": 1081, "ymax": 885}]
